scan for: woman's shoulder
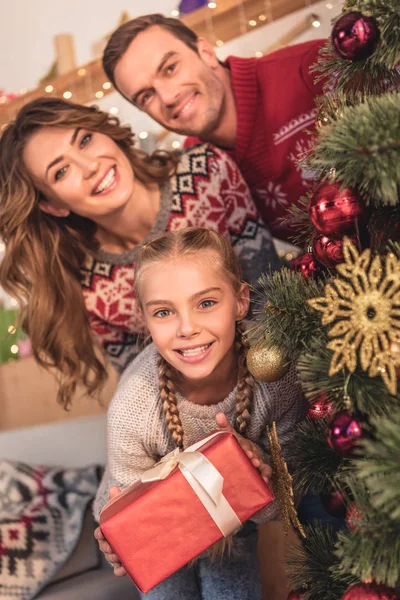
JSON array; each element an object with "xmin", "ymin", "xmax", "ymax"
[{"xmin": 176, "ymin": 142, "xmax": 233, "ymax": 175}]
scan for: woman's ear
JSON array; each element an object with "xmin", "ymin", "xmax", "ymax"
[
  {"xmin": 236, "ymin": 283, "xmax": 250, "ymax": 320},
  {"xmin": 39, "ymin": 200, "xmax": 70, "ymax": 218}
]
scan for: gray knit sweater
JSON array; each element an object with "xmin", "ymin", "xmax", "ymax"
[{"xmin": 94, "ymin": 343, "xmax": 305, "ymax": 523}]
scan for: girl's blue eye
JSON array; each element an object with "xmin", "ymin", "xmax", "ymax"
[
  {"xmin": 166, "ymin": 62, "xmax": 177, "ymax": 75},
  {"xmin": 154, "ymin": 309, "xmax": 171, "ymax": 318},
  {"xmin": 80, "ymin": 133, "xmax": 92, "ymax": 147},
  {"xmin": 200, "ymin": 300, "xmax": 215, "ymax": 309},
  {"xmin": 54, "ymin": 166, "xmax": 67, "ymax": 181}
]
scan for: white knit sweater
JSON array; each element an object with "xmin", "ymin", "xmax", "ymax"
[{"xmin": 94, "ymin": 343, "xmax": 305, "ymax": 522}]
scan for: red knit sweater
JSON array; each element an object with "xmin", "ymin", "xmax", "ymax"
[{"xmin": 185, "ymin": 40, "xmax": 326, "ymax": 241}]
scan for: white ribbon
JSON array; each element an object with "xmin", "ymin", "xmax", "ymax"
[{"xmin": 141, "ymin": 432, "xmax": 242, "ymax": 537}]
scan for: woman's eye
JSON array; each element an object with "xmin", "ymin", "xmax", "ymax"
[
  {"xmin": 154, "ymin": 309, "xmax": 171, "ymax": 318},
  {"xmin": 200, "ymin": 300, "xmax": 216, "ymax": 309},
  {"xmin": 54, "ymin": 166, "xmax": 67, "ymax": 181},
  {"xmin": 80, "ymin": 133, "xmax": 92, "ymax": 147}
]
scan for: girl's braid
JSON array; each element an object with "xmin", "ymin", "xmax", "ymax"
[
  {"xmin": 158, "ymin": 354, "xmax": 184, "ymax": 449},
  {"xmin": 234, "ymin": 321, "xmax": 255, "ymax": 434}
]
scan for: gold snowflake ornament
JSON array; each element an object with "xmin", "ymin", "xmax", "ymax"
[{"xmin": 308, "ymin": 239, "xmax": 400, "ymax": 395}]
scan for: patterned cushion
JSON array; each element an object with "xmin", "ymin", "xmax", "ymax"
[{"xmin": 0, "ymin": 460, "xmax": 101, "ymax": 599}]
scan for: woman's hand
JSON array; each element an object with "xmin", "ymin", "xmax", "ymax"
[
  {"xmin": 94, "ymin": 486, "xmax": 127, "ymax": 577},
  {"xmin": 216, "ymin": 413, "xmax": 272, "ymax": 484}
]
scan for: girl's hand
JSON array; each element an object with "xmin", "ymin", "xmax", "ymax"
[
  {"xmin": 215, "ymin": 413, "xmax": 272, "ymax": 484},
  {"xmin": 94, "ymin": 486, "xmax": 127, "ymax": 577}
]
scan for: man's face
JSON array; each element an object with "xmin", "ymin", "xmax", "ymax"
[{"xmin": 114, "ymin": 26, "xmax": 226, "ymax": 137}]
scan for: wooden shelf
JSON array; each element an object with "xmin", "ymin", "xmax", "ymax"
[{"xmin": 0, "ymin": 0, "xmax": 319, "ymax": 128}]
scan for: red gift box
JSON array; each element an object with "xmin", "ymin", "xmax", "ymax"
[{"xmin": 100, "ymin": 431, "xmax": 274, "ymax": 593}]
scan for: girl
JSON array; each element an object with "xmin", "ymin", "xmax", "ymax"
[
  {"xmin": 0, "ymin": 97, "xmax": 279, "ymax": 408},
  {"xmin": 94, "ymin": 227, "xmax": 305, "ymax": 600}
]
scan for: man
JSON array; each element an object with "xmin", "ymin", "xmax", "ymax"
[{"xmin": 103, "ymin": 13, "xmax": 325, "ymax": 241}]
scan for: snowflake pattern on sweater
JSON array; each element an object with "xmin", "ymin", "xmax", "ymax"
[{"xmin": 80, "ymin": 144, "xmax": 279, "ymax": 374}]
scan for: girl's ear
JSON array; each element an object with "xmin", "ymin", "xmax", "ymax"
[
  {"xmin": 236, "ymin": 283, "xmax": 250, "ymax": 320},
  {"xmin": 39, "ymin": 200, "xmax": 70, "ymax": 218}
]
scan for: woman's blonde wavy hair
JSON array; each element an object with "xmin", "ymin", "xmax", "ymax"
[
  {"xmin": 0, "ymin": 96, "xmax": 178, "ymax": 408},
  {"xmin": 134, "ymin": 227, "xmax": 255, "ymax": 450}
]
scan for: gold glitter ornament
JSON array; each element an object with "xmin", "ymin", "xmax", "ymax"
[
  {"xmin": 308, "ymin": 240, "xmax": 400, "ymax": 395},
  {"xmin": 247, "ymin": 345, "xmax": 289, "ymax": 382},
  {"xmin": 266, "ymin": 422, "xmax": 306, "ymax": 538}
]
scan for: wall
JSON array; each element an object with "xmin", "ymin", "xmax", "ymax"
[{"xmin": 1, "ymin": 0, "xmax": 343, "ymax": 138}]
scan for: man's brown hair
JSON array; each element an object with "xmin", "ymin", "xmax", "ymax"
[{"xmin": 103, "ymin": 14, "xmax": 199, "ymax": 91}]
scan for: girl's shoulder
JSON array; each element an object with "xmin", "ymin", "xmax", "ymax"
[{"xmin": 108, "ymin": 344, "xmax": 160, "ymax": 416}]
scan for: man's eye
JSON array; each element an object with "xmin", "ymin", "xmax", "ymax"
[
  {"xmin": 80, "ymin": 133, "xmax": 92, "ymax": 147},
  {"xmin": 141, "ymin": 91, "xmax": 153, "ymax": 106},
  {"xmin": 165, "ymin": 62, "xmax": 177, "ymax": 75},
  {"xmin": 154, "ymin": 309, "xmax": 171, "ymax": 318},
  {"xmin": 54, "ymin": 166, "xmax": 67, "ymax": 181},
  {"xmin": 200, "ymin": 300, "xmax": 216, "ymax": 309}
]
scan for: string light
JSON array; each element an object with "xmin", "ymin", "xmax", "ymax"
[
  {"xmin": 311, "ymin": 15, "xmax": 321, "ymax": 27},
  {"xmin": 7, "ymin": 326, "xmax": 16, "ymax": 334},
  {"xmin": 103, "ymin": 82, "xmax": 112, "ymax": 90},
  {"xmin": 78, "ymin": 68, "xmax": 86, "ymax": 76},
  {"xmin": 45, "ymin": 85, "xmax": 54, "ymax": 93},
  {"xmin": 139, "ymin": 131, "xmax": 148, "ymax": 139},
  {"xmin": 208, "ymin": 2, "xmax": 217, "ymax": 8},
  {"xmin": 95, "ymin": 91, "xmax": 104, "ymax": 98},
  {"xmin": 216, "ymin": 40, "xmax": 224, "ymax": 46},
  {"xmin": 255, "ymin": 51, "xmax": 263, "ymax": 57},
  {"xmin": 10, "ymin": 344, "xmax": 19, "ymax": 354},
  {"xmin": 258, "ymin": 14, "xmax": 267, "ymax": 21},
  {"xmin": 326, "ymin": 2, "xmax": 333, "ymax": 8},
  {"xmin": 63, "ymin": 91, "xmax": 72, "ymax": 99},
  {"xmin": 171, "ymin": 9, "xmax": 179, "ymax": 16},
  {"xmin": 172, "ymin": 140, "xmax": 181, "ymax": 149},
  {"xmin": 249, "ymin": 19, "xmax": 257, "ymax": 26},
  {"xmin": 109, "ymin": 107, "xmax": 119, "ymax": 115}
]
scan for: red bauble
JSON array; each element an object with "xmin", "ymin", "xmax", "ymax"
[
  {"xmin": 312, "ymin": 232, "xmax": 359, "ymax": 269},
  {"xmin": 309, "ymin": 183, "xmax": 364, "ymax": 237},
  {"xmin": 287, "ymin": 592, "xmax": 305, "ymax": 600},
  {"xmin": 341, "ymin": 582, "xmax": 400, "ymax": 600},
  {"xmin": 291, "ymin": 252, "xmax": 323, "ymax": 278},
  {"xmin": 332, "ymin": 12, "xmax": 380, "ymax": 61},
  {"xmin": 346, "ymin": 503, "xmax": 363, "ymax": 532},
  {"xmin": 327, "ymin": 411, "xmax": 363, "ymax": 457},
  {"xmin": 308, "ymin": 394, "xmax": 334, "ymax": 420},
  {"xmin": 321, "ymin": 489, "xmax": 347, "ymax": 519}
]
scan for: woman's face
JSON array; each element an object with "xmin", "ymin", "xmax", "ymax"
[{"xmin": 23, "ymin": 125, "xmax": 135, "ymax": 221}]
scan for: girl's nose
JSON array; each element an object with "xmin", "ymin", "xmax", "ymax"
[
  {"xmin": 176, "ymin": 313, "xmax": 200, "ymax": 338},
  {"xmin": 80, "ymin": 155, "xmax": 100, "ymax": 179}
]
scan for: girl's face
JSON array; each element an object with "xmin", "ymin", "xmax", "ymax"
[
  {"xmin": 139, "ymin": 252, "xmax": 249, "ymax": 385},
  {"xmin": 23, "ymin": 126, "xmax": 135, "ymax": 222}
]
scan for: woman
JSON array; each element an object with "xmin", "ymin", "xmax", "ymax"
[{"xmin": 0, "ymin": 97, "xmax": 279, "ymax": 408}]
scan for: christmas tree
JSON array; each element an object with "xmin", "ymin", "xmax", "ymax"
[{"xmin": 246, "ymin": 2, "xmax": 400, "ymax": 598}]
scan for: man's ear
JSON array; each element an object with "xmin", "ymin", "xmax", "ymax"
[
  {"xmin": 39, "ymin": 201, "xmax": 70, "ymax": 218},
  {"xmin": 236, "ymin": 283, "xmax": 250, "ymax": 320},
  {"xmin": 197, "ymin": 38, "xmax": 220, "ymax": 68}
]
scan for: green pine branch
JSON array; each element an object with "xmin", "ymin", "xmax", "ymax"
[
  {"xmin": 286, "ymin": 524, "xmax": 356, "ymax": 600},
  {"xmin": 354, "ymin": 409, "xmax": 400, "ymax": 520},
  {"xmin": 287, "ymin": 418, "xmax": 343, "ymax": 496},
  {"xmin": 313, "ymin": 0, "xmax": 400, "ymax": 95},
  {"xmin": 335, "ymin": 475, "xmax": 400, "ymax": 587},
  {"xmin": 307, "ymin": 92, "xmax": 400, "ymax": 206},
  {"xmin": 247, "ymin": 269, "xmax": 326, "ymax": 360}
]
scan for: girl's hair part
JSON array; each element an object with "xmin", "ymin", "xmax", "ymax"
[
  {"xmin": 0, "ymin": 96, "xmax": 178, "ymax": 408},
  {"xmin": 135, "ymin": 227, "xmax": 255, "ymax": 445}
]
